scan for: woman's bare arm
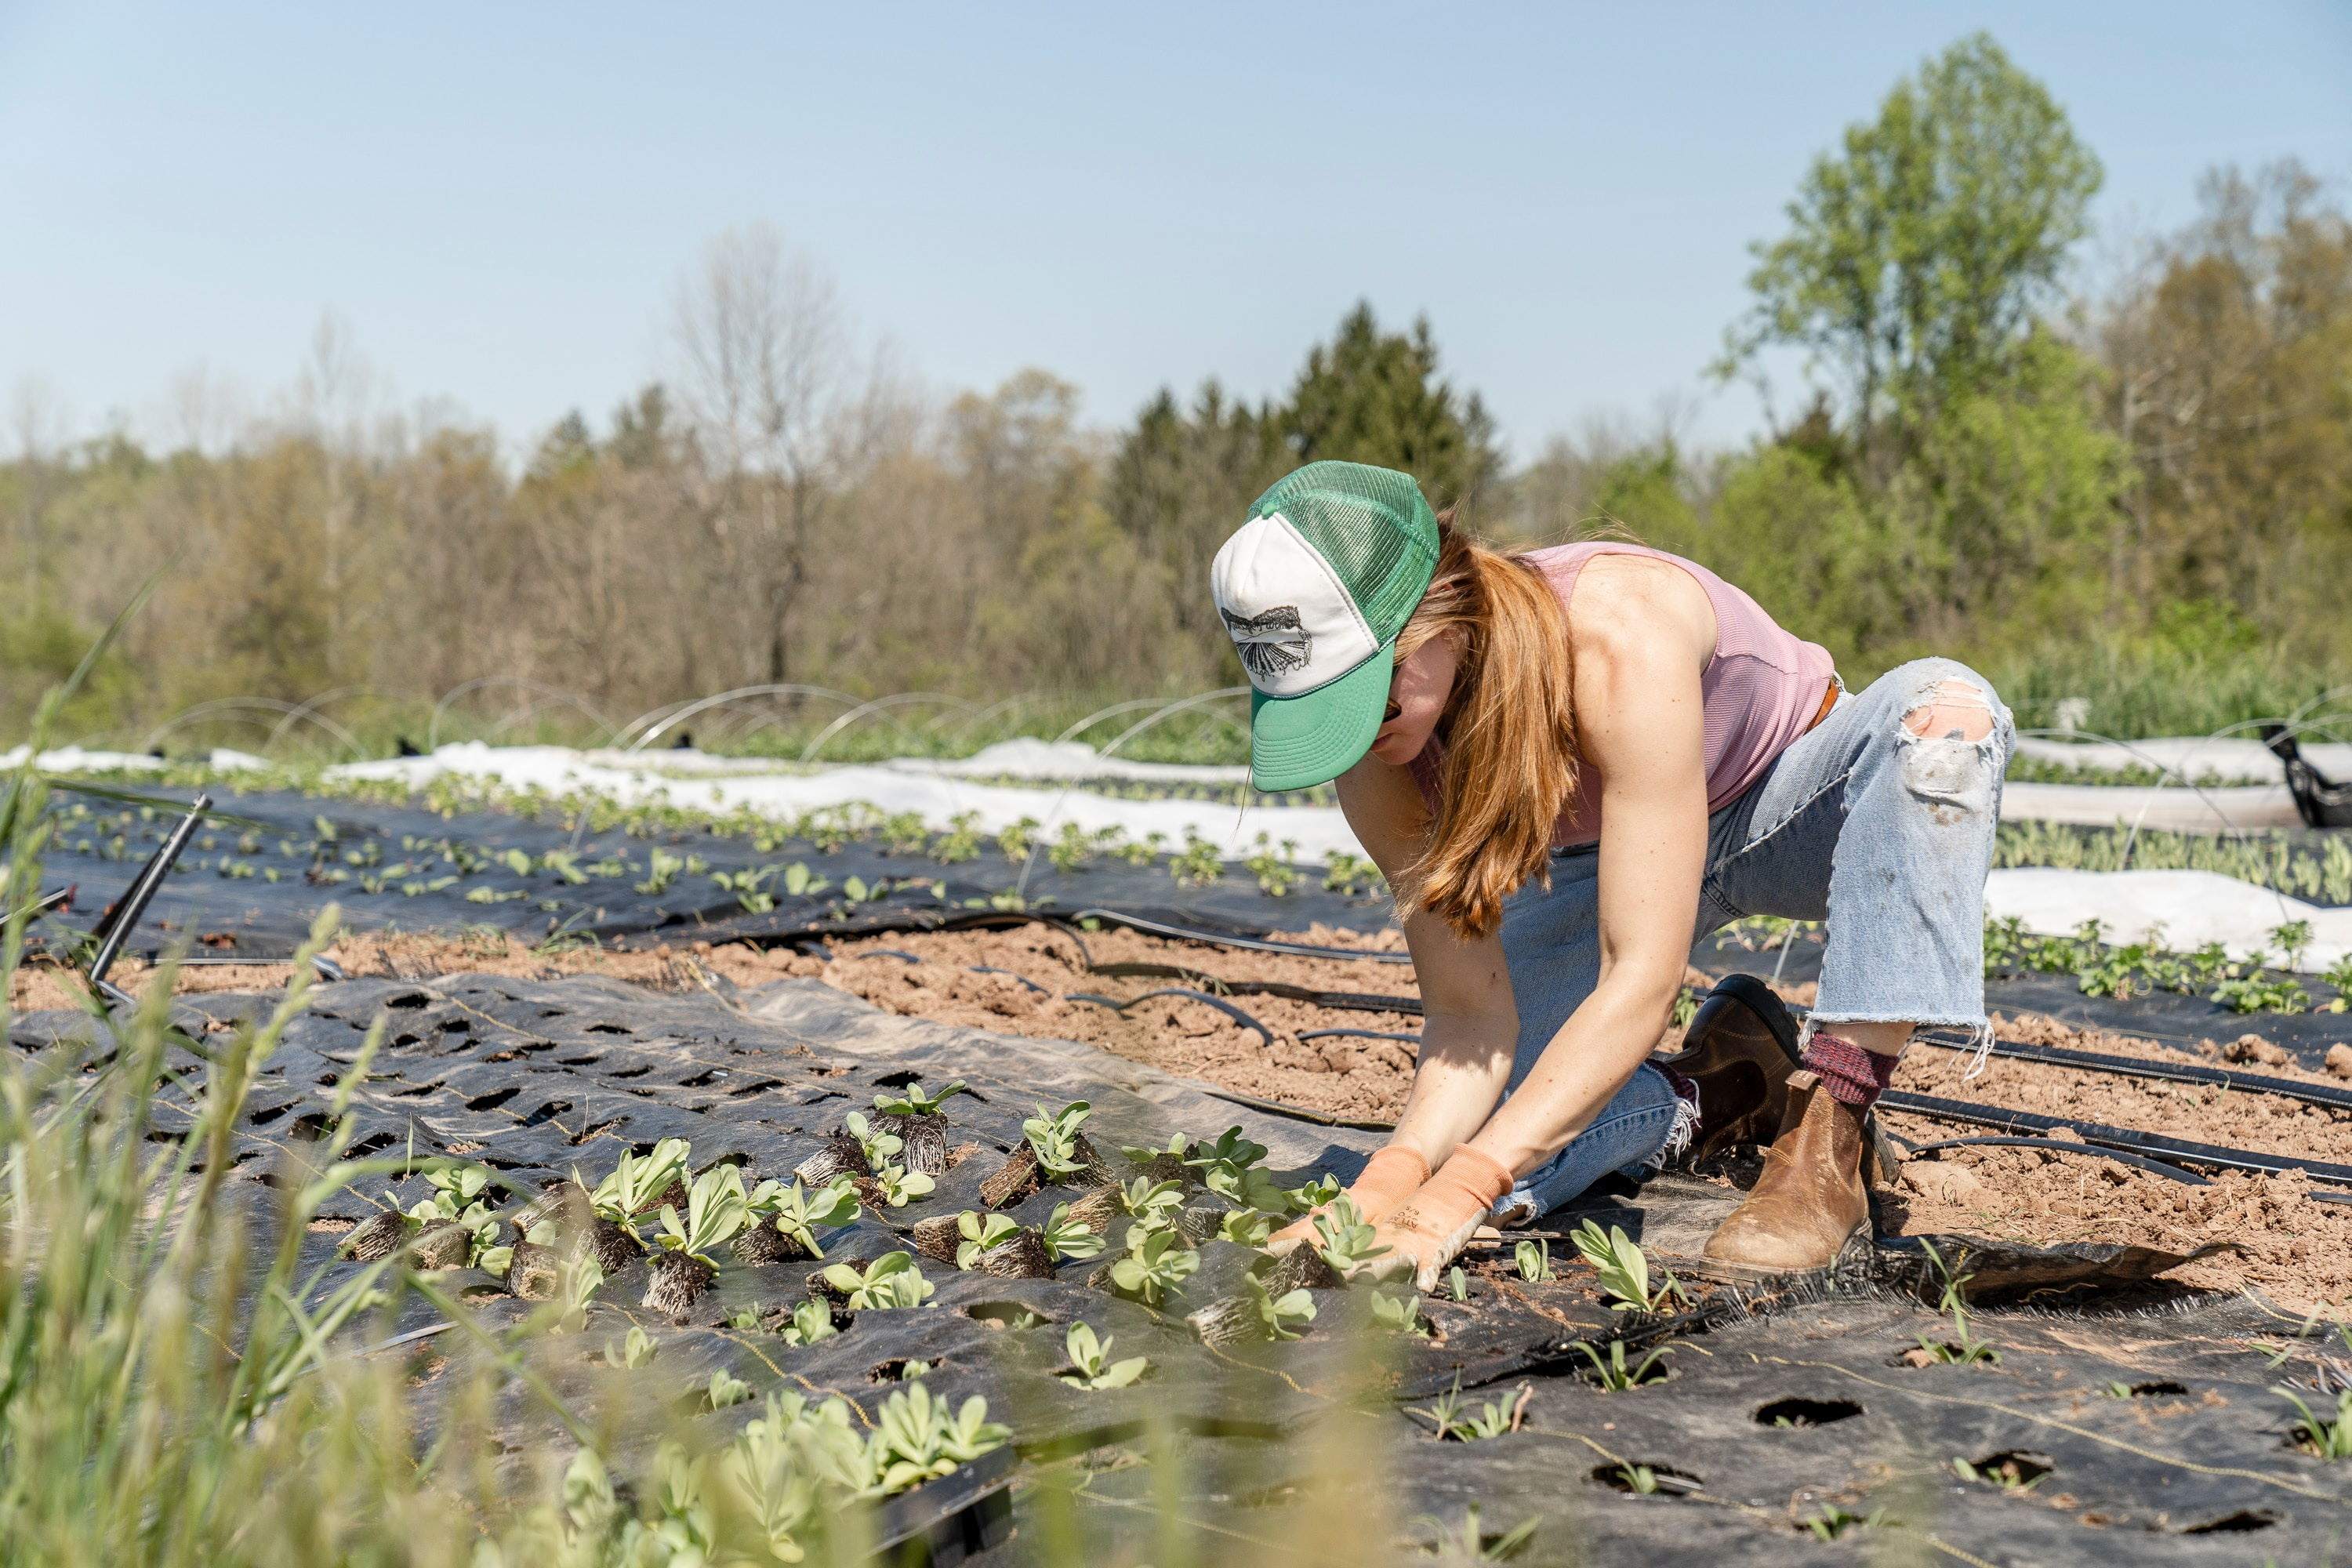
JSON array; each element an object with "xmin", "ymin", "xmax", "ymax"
[
  {"xmin": 1457, "ymin": 557, "xmax": 1713, "ymax": 1173},
  {"xmin": 1333, "ymin": 755, "xmax": 1520, "ymax": 1171}
]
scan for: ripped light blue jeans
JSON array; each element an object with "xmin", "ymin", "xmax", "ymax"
[{"xmin": 1490, "ymin": 658, "xmax": 2016, "ymax": 1223}]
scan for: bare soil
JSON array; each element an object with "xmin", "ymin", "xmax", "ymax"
[{"xmin": 20, "ymin": 919, "xmax": 2350, "ymax": 1308}]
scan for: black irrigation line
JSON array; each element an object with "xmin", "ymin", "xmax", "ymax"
[
  {"xmin": 1887, "ymin": 1132, "xmax": 2212, "ymax": 1185},
  {"xmin": 1877, "ymin": 1089, "xmax": 2352, "ymax": 1188},
  {"xmin": 1064, "ymin": 988, "xmax": 1273, "ymax": 1047},
  {"xmin": 1065, "ymin": 907, "xmax": 1412, "ymax": 964},
  {"xmin": 1911, "ymin": 1026, "xmax": 2352, "ymax": 1114}
]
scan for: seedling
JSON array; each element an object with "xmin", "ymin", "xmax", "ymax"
[
  {"xmin": 1107, "ymin": 1225, "xmax": 1199, "ymax": 1308},
  {"xmin": 1413, "ymin": 1506, "xmax": 1537, "ymax": 1563},
  {"xmin": 1023, "ymin": 1101, "xmax": 1095, "ymax": 1180},
  {"xmin": 1312, "ymin": 1196, "xmax": 1390, "ymax": 1276},
  {"xmin": 1183, "ymin": 1126, "xmax": 1270, "ymax": 1200},
  {"xmin": 1410, "ymin": 1377, "xmax": 1530, "ymax": 1442},
  {"xmin": 866, "ymin": 1382, "xmax": 1011, "ymax": 1495},
  {"xmin": 1171, "ymin": 828, "xmax": 1223, "ymax": 887},
  {"xmin": 1219, "ymin": 1208, "xmax": 1272, "ymax": 1247},
  {"xmin": 1449, "ymin": 1266, "xmax": 1469, "ymax": 1303},
  {"xmin": 1370, "ymin": 1290, "xmax": 1428, "ymax": 1337},
  {"xmin": 706, "ymin": 1369, "xmax": 755, "ymax": 1410},
  {"xmin": 1802, "ymin": 1504, "xmax": 1885, "ymax": 1541},
  {"xmin": 1247, "ymin": 1275, "xmax": 1316, "ymax": 1341},
  {"xmin": 711, "ymin": 866, "xmax": 778, "ymax": 912},
  {"xmin": 1570, "ymin": 1220, "xmax": 1687, "ymax": 1312},
  {"xmin": 843, "ymin": 1111, "xmax": 904, "ymax": 1171},
  {"xmin": 1514, "ymin": 1239, "xmax": 1553, "ymax": 1283},
  {"xmin": 1284, "ymin": 1174, "xmax": 1343, "ymax": 1214},
  {"xmin": 588, "ymin": 1138, "xmax": 691, "ymax": 1224},
  {"xmin": 1913, "ymin": 1240, "xmax": 2000, "ymax": 1367},
  {"xmin": 1610, "ymin": 1463, "xmax": 1659, "ymax": 1495},
  {"xmin": 633, "ymin": 848, "xmax": 684, "ymax": 895},
  {"xmin": 954, "ymin": 1211, "xmax": 1022, "ymax": 1269},
  {"xmin": 1243, "ymin": 833, "xmax": 1300, "ymax": 897},
  {"xmin": 603, "ymin": 1326, "xmax": 656, "ymax": 1369},
  {"xmin": 1058, "ymin": 1322, "xmax": 1149, "ymax": 1390},
  {"xmin": 873, "ymin": 1080, "xmax": 969, "ymax": 1117},
  {"xmin": 818, "ymin": 1252, "xmax": 935, "ymax": 1310},
  {"xmin": 1040, "ymin": 1201, "xmax": 1105, "ymax": 1261},
  {"xmin": 2281, "ymin": 1386, "xmax": 2352, "ymax": 1459},
  {"xmin": 1951, "ymin": 1454, "xmax": 2045, "ymax": 1492},
  {"xmin": 778, "ymin": 1299, "xmax": 838, "ymax": 1347},
  {"xmin": 1571, "ymin": 1339, "xmax": 1671, "ymax": 1392},
  {"xmin": 547, "ymin": 1255, "xmax": 602, "ymax": 1334},
  {"xmin": 748, "ymin": 1174, "xmax": 861, "ymax": 1257},
  {"xmin": 655, "ymin": 1164, "xmax": 750, "ymax": 1268},
  {"xmin": 869, "ymin": 1163, "xmax": 935, "ymax": 1208},
  {"xmin": 1117, "ymin": 1176, "xmax": 1187, "ymax": 1228}
]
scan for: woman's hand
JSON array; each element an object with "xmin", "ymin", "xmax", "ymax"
[
  {"xmin": 1265, "ymin": 1145, "xmax": 1428, "ymax": 1255},
  {"xmin": 1364, "ymin": 1146, "xmax": 1518, "ymax": 1290}
]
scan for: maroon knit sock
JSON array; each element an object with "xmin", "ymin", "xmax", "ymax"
[{"xmin": 1801, "ymin": 1033, "xmax": 1897, "ymax": 1109}]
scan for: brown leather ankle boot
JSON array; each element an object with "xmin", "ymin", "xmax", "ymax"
[
  {"xmin": 1654, "ymin": 975, "xmax": 1803, "ymax": 1163},
  {"xmin": 1700, "ymin": 1069, "xmax": 1871, "ymax": 1274}
]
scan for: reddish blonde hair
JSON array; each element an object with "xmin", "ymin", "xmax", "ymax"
[{"xmin": 1393, "ymin": 514, "xmax": 1579, "ymax": 940}]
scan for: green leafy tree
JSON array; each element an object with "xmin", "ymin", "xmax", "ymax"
[
  {"xmin": 1281, "ymin": 303, "xmax": 1503, "ymax": 507},
  {"xmin": 1719, "ymin": 32, "xmax": 2103, "ymax": 474}
]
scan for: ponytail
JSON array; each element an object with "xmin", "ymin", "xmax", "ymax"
[{"xmin": 1394, "ymin": 515, "xmax": 1579, "ymax": 941}]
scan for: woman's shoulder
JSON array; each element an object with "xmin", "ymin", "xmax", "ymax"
[{"xmin": 1563, "ymin": 550, "xmax": 1718, "ymax": 663}]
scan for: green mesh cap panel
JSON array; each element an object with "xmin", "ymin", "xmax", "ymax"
[{"xmin": 1247, "ymin": 462, "xmax": 1439, "ymax": 643}]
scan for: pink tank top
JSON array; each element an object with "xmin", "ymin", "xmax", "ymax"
[{"xmin": 1409, "ymin": 543, "xmax": 1835, "ymax": 847}]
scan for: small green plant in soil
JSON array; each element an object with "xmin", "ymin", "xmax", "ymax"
[
  {"xmin": 1802, "ymin": 1504, "xmax": 1886, "ymax": 1541},
  {"xmin": 954, "ymin": 1211, "xmax": 1022, "ymax": 1269},
  {"xmin": 710, "ymin": 865, "xmax": 779, "ymax": 912},
  {"xmin": 778, "ymin": 1299, "xmax": 839, "ymax": 1347},
  {"xmin": 870, "ymin": 1163, "xmax": 935, "ymax": 1207},
  {"xmin": 1171, "ymin": 828, "xmax": 1223, "ymax": 887},
  {"xmin": 873, "ymin": 1079, "xmax": 968, "ymax": 1117},
  {"xmin": 866, "ymin": 1381, "xmax": 1013, "ymax": 1494},
  {"xmin": 1414, "ymin": 1505, "xmax": 1539, "ymax": 1562},
  {"xmin": 1116, "ymin": 1176, "xmax": 1187, "ymax": 1228},
  {"xmin": 1913, "ymin": 1240, "xmax": 2000, "ymax": 1367},
  {"xmin": 843, "ymin": 1111, "xmax": 903, "ymax": 1171},
  {"xmin": 590, "ymin": 1137, "xmax": 691, "ymax": 1223},
  {"xmin": 1284, "ymin": 1173, "xmax": 1343, "ymax": 1214},
  {"xmin": 548, "ymin": 1254, "xmax": 603, "ymax": 1334},
  {"xmin": 1245, "ymin": 1275, "xmax": 1317, "ymax": 1341},
  {"xmin": 1040, "ymin": 1201, "xmax": 1105, "ymax": 1261},
  {"xmin": 1023, "ymin": 1100, "xmax": 1095, "ymax": 1180},
  {"xmin": 1410, "ymin": 1378, "xmax": 1531, "ymax": 1442},
  {"xmin": 750, "ymin": 1174, "xmax": 862, "ymax": 1255},
  {"xmin": 818, "ymin": 1251, "xmax": 935, "ymax": 1310},
  {"xmin": 655, "ymin": 1164, "xmax": 750, "ymax": 1266},
  {"xmin": 1243, "ymin": 833, "xmax": 1300, "ymax": 896},
  {"xmin": 603, "ymin": 1326, "xmax": 657, "ymax": 1369},
  {"xmin": 932, "ymin": 810, "xmax": 983, "ymax": 862},
  {"xmin": 1449, "ymin": 1265, "xmax": 1469, "ymax": 1303},
  {"xmin": 1610, "ymin": 1463, "xmax": 1660, "ymax": 1495},
  {"xmin": 1058, "ymin": 1322, "xmax": 1149, "ymax": 1390},
  {"xmin": 1185, "ymin": 1125, "xmax": 1272, "ymax": 1200},
  {"xmin": 1107, "ymin": 1225, "xmax": 1199, "ymax": 1308},
  {"xmin": 1951, "ymin": 1455, "xmax": 2045, "ymax": 1492},
  {"xmin": 633, "ymin": 847, "xmax": 684, "ymax": 895},
  {"xmin": 1312, "ymin": 1196, "xmax": 1390, "ymax": 1277},
  {"xmin": 997, "ymin": 815, "xmax": 1042, "ymax": 862},
  {"xmin": 705, "ymin": 1369, "xmax": 755, "ymax": 1410},
  {"xmin": 1322, "ymin": 851, "xmax": 1385, "ymax": 897},
  {"xmin": 1570, "ymin": 1220, "xmax": 1687, "ymax": 1312},
  {"xmin": 1370, "ymin": 1290, "xmax": 1428, "ymax": 1337},
  {"xmin": 1219, "ymin": 1208, "xmax": 1272, "ymax": 1247},
  {"xmin": 2281, "ymin": 1386, "xmax": 2352, "ymax": 1459},
  {"xmin": 1513, "ymin": 1239, "xmax": 1553, "ymax": 1283},
  {"xmin": 1573, "ymin": 1339, "xmax": 1671, "ymax": 1392}
]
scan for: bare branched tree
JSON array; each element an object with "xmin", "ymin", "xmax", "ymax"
[{"xmin": 671, "ymin": 226, "xmax": 867, "ymax": 684}]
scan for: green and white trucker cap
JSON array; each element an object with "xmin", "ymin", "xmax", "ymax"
[{"xmin": 1211, "ymin": 461, "xmax": 1440, "ymax": 791}]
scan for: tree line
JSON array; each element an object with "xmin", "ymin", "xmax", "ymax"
[{"xmin": 3, "ymin": 34, "xmax": 2345, "ymax": 748}]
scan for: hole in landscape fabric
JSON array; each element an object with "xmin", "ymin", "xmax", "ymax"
[{"xmin": 1753, "ymin": 1396, "xmax": 1864, "ymax": 1428}]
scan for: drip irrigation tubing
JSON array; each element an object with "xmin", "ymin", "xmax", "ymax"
[
  {"xmin": 1064, "ymin": 908, "xmax": 1412, "ymax": 964},
  {"xmin": 1887, "ymin": 1133, "xmax": 2212, "ymax": 1185},
  {"xmin": 1911, "ymin": 1028, "xmax": 2352, "ymax": 1113},
  {"xmin": 1875, "ymin": 1089, "xmax": 2352, "ymax": 1187},
  {"xmin": 1064, "ymin": 989, "xmax": 1273, "ymax": 1047}
]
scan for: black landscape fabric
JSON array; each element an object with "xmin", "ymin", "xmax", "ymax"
[{"xmin": 9, "ymin": 974, "xmax": 2347, "ymax": 1563}]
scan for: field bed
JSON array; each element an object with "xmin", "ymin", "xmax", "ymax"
[{"xmin": 11, "ymin": 970, "xmax": 2348, "ymax": 1563}]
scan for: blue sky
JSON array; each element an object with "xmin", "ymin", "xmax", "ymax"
[{"xmin": 3, "ymin": 3, "xmax": 2347, "ymax": 460}]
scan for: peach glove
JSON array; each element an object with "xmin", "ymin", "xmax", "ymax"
[
  {"xmin": 1369, "ymin": 1146, "xmax": 1515, "ymax": 1291},
  {"xmin": 1265, "ymin": 1145, "xmax": 1428, "ymax": 1255}
]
